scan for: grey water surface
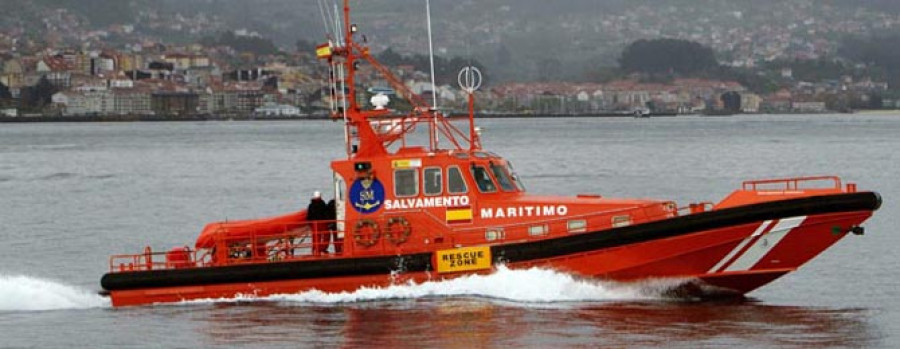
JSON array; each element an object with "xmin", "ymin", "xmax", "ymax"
[{"xmin": 0, "ymin": 114, "xmax": 897, "ymax": 348}]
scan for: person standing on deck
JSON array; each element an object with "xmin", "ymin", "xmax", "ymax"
[{"xmin": 307, "ymin": 191, "xmax": 330, "ymax": 254}]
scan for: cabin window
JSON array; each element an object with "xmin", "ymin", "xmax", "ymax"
[
  {"xmin": 506, "ymin": 162, "xmax": 526, "ymax": 192},
  {"xmin": 424, "ymin": 167, "xmax": 442, "ymax": 196},
  {"xmin": 612, "ymin": 215, "xmax": 632, "ymax": 228},
  {"xmin": 394, "ymin": 169, "xmax": 418, "ymax": 197},
  {"xmin": 528, "ymin": 224, "xmax": 549, "ymax": 236},
  {"xmin": 447, "ymin": 166, "xmax": 468, "ymax": 194},
  {"xmin": 490, "ymin": 162, "xmax": 517, "ymax": 192},
  {"xmin": 485, "ymin": 228, "xmax": 505, "ymax": 241},
  {"xmin": 567, "ymin": 220, "xmax": 587, "ymax": 233},
  {"xmin": 470, "ymin": 165, "xmax": 497, "ymax": 193}
]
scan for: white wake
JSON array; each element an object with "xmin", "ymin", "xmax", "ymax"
[
  {"xmin": 0, "ymin": 268, "xmax": 689, "ymax": 310},
  {"xmin": 0, "ymin": 275, "xmax": 109, "ymax": 311},
  {"xmin": 188, "ymin": 266, "xmax": 687, "ymax": 306}
]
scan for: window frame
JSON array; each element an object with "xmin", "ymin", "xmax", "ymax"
[
  {"xmin": 423, "ymin": 166, "xmax": 443, "ymax": 196},
  {"xmin": 505, "ymin": 161, "xmax": 526, "ymax": 192},
  {"xmin": 447, "ymin": 165, "xmax": 469, "ymax": 194},
  {"xmin": 470, "ymin": 164, "xmax": 498, "ymax": 193},
  {"xmin": 393, "ymin": 168, "xmax": 419, "ymax": 198},
  {"xmin": 490, "ymin": 162, "xmax": 517, "ymax": 192}
]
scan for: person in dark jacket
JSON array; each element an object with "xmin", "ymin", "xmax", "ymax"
[{"xmin": 307, "ymin": 191, "xmax": 330, "ymax": 254}]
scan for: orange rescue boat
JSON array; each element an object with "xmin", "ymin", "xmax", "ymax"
[{"xmin": 100, "ymin": 1, "xmax": 881, "ymax": 307}]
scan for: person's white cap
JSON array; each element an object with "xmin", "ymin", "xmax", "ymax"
[{"xmin": 313, "ymin": 191, "xmax": 322, "ymax": 198}]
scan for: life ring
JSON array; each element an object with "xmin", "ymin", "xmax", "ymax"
[
  {"xmin": 385, "ymin": 217, "xmax": 412, "ymax": 245},
  {"xmin": 354, "ymin": 219, "xmax": 380, "ymax": 247}
]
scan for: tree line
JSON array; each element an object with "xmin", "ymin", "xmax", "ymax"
[
  {"xmin": 0, "ymin": 77, "xmax": 58, "ymax": 111},
  {"xmin": 376, "ymin": 48, "xmax": 487, "ymax": 86},
  {"xmin": 605, "ymin": 37, "xmax": 900, "ymax": 94},
  {"xmin": 839, "ymin": 35, "xmax": 900, "ymax": 89}
]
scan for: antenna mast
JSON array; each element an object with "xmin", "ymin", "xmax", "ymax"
[
  {"xmin": 425, "ymin": 0, "xmax": 439, "ymax": 150},
  {"xmin": 315, "ymin": 0, "xmax": 480, "ymax": 157},
  {"xmin": 426, "ymin": 0, "xmax": 438, "ymax": 110}
]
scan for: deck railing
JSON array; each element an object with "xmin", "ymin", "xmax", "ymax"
[
  {"xmin": 109, "ymin": 221, "xmax": 333, "ymax": 273},
  {"xmin": 742, "ymin": 176, "xmax": 842, "ymax": 191}
]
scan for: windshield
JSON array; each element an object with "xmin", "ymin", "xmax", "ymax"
[
  {"xmin": 448, "ymin": 166, "xmax": 468, "ymax": 194},
  {"xmin": 470, "ymin": 165, "xmax": 497, "ymax": 193},
  {"xmin": 490, "ymin": 162, "xmax": 517, "ymax": 192},
  {"xmin": 506, "ymin": 162, "xmax": 525, "ymax": 192}
]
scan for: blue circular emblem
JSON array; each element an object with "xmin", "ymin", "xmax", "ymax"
[{"xmin": 349, "ymin": 177, "xmax": 385, "ymax": 214}]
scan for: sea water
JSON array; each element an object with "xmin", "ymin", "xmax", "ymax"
[{"xmin": 0, "ymin": 114, "xmax": 897, "ymax": 347}]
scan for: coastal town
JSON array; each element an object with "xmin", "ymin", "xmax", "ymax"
[{"xmin": 1, "ymin": 0, "xmax": 899, "ymax": 119}]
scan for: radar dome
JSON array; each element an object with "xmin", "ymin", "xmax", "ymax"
[{"xmin": 370, "ymin": 93, "xmax": 390, "ymax": 110}]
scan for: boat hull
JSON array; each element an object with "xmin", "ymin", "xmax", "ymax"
[{"xmin": 102, "ymin": 192, "xmax": 879, "ymax": 307}]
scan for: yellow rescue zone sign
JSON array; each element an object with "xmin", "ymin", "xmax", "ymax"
[{"xmin": 434, "ymin": 246, "xmax": 492, "ymax": 273}]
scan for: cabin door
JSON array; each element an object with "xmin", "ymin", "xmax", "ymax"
[{"xmin": 333, "ymin": 172, "xmax": 346, "ymax": 236}]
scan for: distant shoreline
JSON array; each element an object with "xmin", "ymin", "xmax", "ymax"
[
  {"xmin": 0, "ymin": 114, "xmax": 332, "ymax": 123},
  {"xmin": 0, "ymin": 111, "xmax": 677, "ymax": 123},
  {"xmin": 1, "ymin": 110, "xmax": 895, "ymax": 123}
]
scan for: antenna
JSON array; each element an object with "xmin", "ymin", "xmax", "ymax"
[
  {"xmin": 425, "ymin": 0, "xmax": 441, "ymax": 150},
  {"xmin": 426, "ymin": 0, "xmax": 438, "ymax": 110},
  {"xmin": 316, "ymin": 0, "xmax": 331, "ymax": 38},
  {"xmin": 334, "ymin": 3, "xmax": 343, "ymax": 47}
]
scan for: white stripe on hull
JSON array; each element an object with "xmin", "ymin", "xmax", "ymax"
[
  {"xmin": 707, "ymin": 220, "xmax": 773, "ymax": 273},
  {"xmin": 723, "ymin": 216, "xmax": 807, "ymax": 272}
]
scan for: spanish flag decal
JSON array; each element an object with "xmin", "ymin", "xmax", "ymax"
[
  {"xmin": 316, "ymin": 43, "xmax": 333, "ymax": 59},
  {"xmin": 446, "ymin": 206, "xmax": 473, "ymax": 224}
]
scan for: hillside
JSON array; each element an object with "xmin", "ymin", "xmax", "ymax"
[{"xmin": 4, "ymin": 1, "xmax": 900, "ymax": 83}]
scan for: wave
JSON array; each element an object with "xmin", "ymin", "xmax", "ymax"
[
  {"xmin": 27, "ymin": 144, "xmax": 85, "ymax": 151},
  {"xmin": 0, "ymin": 269, "xmax": 693, "ymax": 311},
  {"xmin": 27, "ymin": 172, "xmax": 116, "ymax": 182},
  {"xmin": 38, "ymin": 172, "xmax": 79, "ymax": 181},
  {"xmin": 184, "ymin": 266, "xmax": 689, "ymax": 307},
  {"xmin": 0, "ymin": 275, "xmax": 109, "ymax": 312}
]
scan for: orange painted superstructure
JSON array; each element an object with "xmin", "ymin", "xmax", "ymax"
[{"xmin": 100, "ymin": 1, "xmax": 881, "ymax": 307}]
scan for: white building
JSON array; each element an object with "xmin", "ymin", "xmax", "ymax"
[
  {"xmin": 254, "ymin": 104, "xmax": 302, "ymax": 116},
  {"xmin": 109, "ymin": 79, "xmax": 134, "ymax": 89},
  {"xmin": 113, "ymin": 89, "xmax": 153, "ymax": 115},
  {"xmin": 92, "ymin": 56, "xmax": 115, "ymax": 75},
  {"xmin": 792, "ymin": 101, "xmax": 827, "ymax": 113},
  {"xmin": 52, "ymin": 91, "xmax": 115, "ymax": 116}
]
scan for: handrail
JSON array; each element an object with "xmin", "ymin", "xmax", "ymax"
[
  {"xmin": 108, "ymin": 214, "xmax": 449, "ymax": 273},
  {"xmin": 109, "ymin": 221, "xmax": 333, "ymax": 273},
  {"xmin": 677, "ymin": 202, "xmax": 714, "ymax": 215},
  {"xmin": 742, "ymin": 176, "xmax": 841, "ymax": 191}
]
